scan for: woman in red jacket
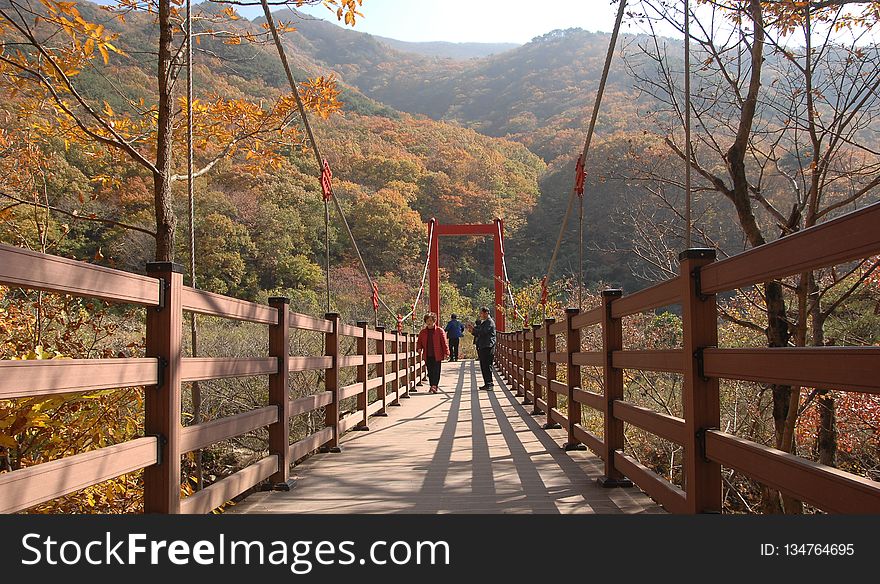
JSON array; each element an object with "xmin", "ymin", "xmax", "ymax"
[{"xmin": 416, "ymin": 312, "xmax": 450, "ymax": 394}]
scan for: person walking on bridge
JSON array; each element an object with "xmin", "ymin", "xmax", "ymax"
[
  {"xmin": 468, "ymin": 307, "xmax": 496, "ymax": 391},
  {"xmin": 444, "ymin": 313, "xmax": 465, "ymax": 362},
  {"xmin": 417, "ymin": 312, "xmax": 449, "ymax": 394}
]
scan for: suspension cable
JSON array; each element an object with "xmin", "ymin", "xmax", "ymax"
[
  {"xmin": 541, "ymin": 0, "xmax": 628, "ymax": 311},
  {"xmin": 261, "ymin": 0, "xmax": 402, "ymax": 319},
  {"xmin": 185, "ymin": 0, "xmax": 203, "ymax": 491},
  {"xmin": 496, "ymin": 219, "xmax": 524, "ymax": 327},
  {"xmin": 684, "ymin": 0, "xmax": 693, "ymax": 248},
  {"xmin": 261, "ymin": 0, "xmax": 446, "ymax": 325}
]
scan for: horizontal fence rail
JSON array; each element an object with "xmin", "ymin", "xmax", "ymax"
[
  {"xmin": 0, "ymin": 252, "xmax": 426, "ymax": 514},
  {"xmin": 496, "ymin": 202, "xmax": 880, "ymax": 514}
]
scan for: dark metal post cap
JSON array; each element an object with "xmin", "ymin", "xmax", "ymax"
[
  {"xmin": 565, "ymin": 307, "xmax": 579, "ymax": 314},
  {"xmin": 532, "ymin": 324, "xmax": 541, "ymax": 330},
  {"xmin": 376, "ymin": 326, "xmax": 386, "ymax": 331},
  {"xmin": 146, "ymin": 262, "xmax": 184, "ymax": 274},
  {"xmin": 602, "ymin": 288, "xmax": 623, "ymax": 298},
  {"xmin": 678, "ymin": 248, "xmax": 716, "ymax": 261},
  {"xmin": 268, "ymin": 297, "xmax": 290, "ymax": 304},
  {"xmin": 325, "ymin": 312, "xmax": 339, "ymax": 319},
  {"xmin": 356, "ymin": 321, "xmax": 368, "ymax": 327}
]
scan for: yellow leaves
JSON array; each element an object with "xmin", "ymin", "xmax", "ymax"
[
  {"xmin": 300, "ymin": 75, "xmax": 343, "ymax": 120},
  {"xmin": 220, "ymin": 6, "xmax": 240, "ymax": 21}
]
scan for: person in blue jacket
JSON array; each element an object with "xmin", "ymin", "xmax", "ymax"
[
  {"xmin": 468, "ymin": 307, "xmax": 496, "ymax": 390},
  {"xmin": 444, "ymin": 313, "xmax": 465, "ymax": 362}
]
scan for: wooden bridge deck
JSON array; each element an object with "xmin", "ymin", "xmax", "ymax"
[{"xmin": 231, "ymin": 360, "xmax": 664, "ymax": 514}]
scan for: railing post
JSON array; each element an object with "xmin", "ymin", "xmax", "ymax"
[
  {"xmin": 531, "ymin": 323, "xmax": 542, "ymax": 415},
  {"xmin": 598, "ymin": 289, "xmax": 632, "ymax": 488},
  {"xmin": 402, "ymin": 333, "xmax": 412, "ymax": 395},
  {"xmin": 375, "ymin": 326, "xmax": 388, "ymax": 416},
  {"xmin": 544, "ymin": 318, "xmax": 561, "ymax": 429},
  {"xmin": 680, "ymin": 249, "xmax": 722, "ymax": 513},
  {"xmin": 598, "ymin": 289, "xmax": 632, "ymax": 487},
  {"xmin": 409, "ymin": 333, "xmax": 416, "ymax": 393},
  {"xmin": 323, "ymin": 312, "xmax": 342, "ymax": 452},
  {"xmin": 144, "ymin": 262, "xmax": 183, "ymax": 514},
  {"xmin": 415, "ymin": 332, "xmax": 424, "ymax": 386},
  {"xmin": 391, "ymin": 331, "xmax": 409, "ymax": 406},
  {"xmin": 503, "ymin": 334, "xmax": 511, "ymax": 382},
  {"xmin": 514, "ymin": 331, "xmax": 523, "ymax": 396},
  {"xmin": 522, "ymin": 327, "xmax": 532, "ymax": 405},
  {"xmin": 355, "ymin": 321, "xmax": 369, "ymax": 431},
  {"xmin": 266, "ymin": 297, "xmax": 291, "ymax": 489},
  {"xmin": 563, "ymin": 308, "xmax": 585, "ymax": 451}
]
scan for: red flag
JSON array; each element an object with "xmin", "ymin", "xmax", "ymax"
[
  {"xmin": 320, "ymin": 159, "xmax": 333, "ymax": 201},
  {"xmin": 575, "ymin": 154, "xmax": 585, "ymax": 198}
]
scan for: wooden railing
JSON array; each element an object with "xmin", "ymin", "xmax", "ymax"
[
  {"xmin": 0, "ymin": 252, "xmax": 425, "ymax": 514},
  {"xmin": 496, "ymin": 201, "xmax": 880, "ymax": 514}
]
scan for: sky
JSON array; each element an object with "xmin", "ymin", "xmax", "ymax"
[{"xmin": 234, "ymin": 0, "xmax": 634, "ymax": 45}]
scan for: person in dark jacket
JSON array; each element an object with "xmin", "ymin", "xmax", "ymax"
[
  {"xmin": 468, "ymin": 307, "xmax": 496, "ymax": 390},
  {"xmin": 416, "ymin": 312, "xmax": 450, "ymax": 394},
  {"xmin": 444, "ymin": 314, "xmax": 465, "ymax": 362}
]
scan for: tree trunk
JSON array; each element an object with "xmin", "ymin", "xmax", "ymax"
[{"xmin": 154, "ymin": 0, "xmax": 176, "ymax": 262}]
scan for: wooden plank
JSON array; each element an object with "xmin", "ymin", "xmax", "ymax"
[
  {"xmin": 0, "ymin": 358, "xmax": 158, "ymax": 399},
  {"xmin": 612, "ymin": 350, "xmax": 684, "ymax": 374},
  {"xmin": 613, "ymin": 401, "xmax": 686, "ymax": 445},
  {"xmin": 339, "ymin": 355, "xmax": 365, "ymax": 368},
  {"xmin": 703, "ymin": 347, "xmax": 880, "ymax": 394},
  {"xmin": 366, "ymin": 355, "xmax": 384, "ymax": 365},
  {"xmin": 339, "ymin": 382, "xmax": 363, "ymax": 401},
  {"xmin": 180, "ymin": 456, "xmax": 278, "ymax": 514},
  {"xmin": 366, "ymin": 329, "xmax": 384, "ymax": 341},
  {"xmin": 573, "ymin": 351, "xmax": 603, "ymax": 367},
  {"xmin": 572, "ymin": 388, "xmax": 604, "ymax": 411},
  {"xmin": 549, "ymin": 379, "xmax": 567, "ymax": 394},
  {"xmin": 289, "ymin": 356, "xmax": 333, "ymax": 372},
  {"xmin": 339, "ymin": 323, "xmax": 363, "ymax": 338},
  {"xmin": 181, "ymin": 407, "xmax": 278, "ymax": 453},
  {"xmin": 0, "ymin": 437, "xmax": 158, "ymax": 514},
  {"xmin": 534, "ymin": 351, "xmax": 547, "ymax": 362},
  {"xmin": 705, "ymin": 431, "xmax": 880, "ymax": 514},
  {"xmin": 181, "ymin": 357, "xmax": 277, "ymax": 382},
  {"xmin": 611, "ymin": 279, "xmax": 680, "ymax": 318},
  {"xmin": 613, "ymin": 452, "xmax": 688, "ymax": 513},
  {"xmin": 289, "ymin": 313, "xmax": 333, "ymax": 333},
  {"xmin": 366, "ymin": 399, "xmax": 384, "ymax": 417},
  {"xmin": 289, "ymin": 427, "xmax": 334, "ymax": 461},
  {"xmin": 0, "ymin": 243, "xmax": 160, "ymax": 306},
  {"xmin": 573, "ymin": 424, "xmax": 604, "ymax": 457},
  {"xmin": 535, "ymin": 375, "xmax": 548, "ymax": 388},
  {"xmin": 536, "ymin": 397, "xmax": 547, "ymax": 411},
  {"xmin": 366, "ymin": 377, "xmax": 383, "ymax": 391},
  {"xmin": 548, "ymin": 320, "xmax": 567, "ymax": 335},
  {"xmin": 181, "ymin": 287, "xmax": 276, "ymax": 324},
  {"xmin": 572, "ymin": 306, "xmax": 603, "ymax": 330},
  {"xmin": 550, "ymin": 407, "xmax": 568, "ymax": 427},
  {"xmin": 701, "ymin": 202, "xmax": 880, "ymax": 294},
  {"xmin": 290, "ymin": 391, "xmax": 333, "ymax": 416},
  {"xmin": 338, "ymin": 411, "xmax": 363, "ymax": 434},
  {"xmin": 549, "ymin": 351, "xmax": 567, "ymax": 364}
]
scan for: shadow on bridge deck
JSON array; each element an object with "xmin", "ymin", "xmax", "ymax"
[{"xmin": 230, "ymin": 360, "xmax": 665, "ymax": 514}]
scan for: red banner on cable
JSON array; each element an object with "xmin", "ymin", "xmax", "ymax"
[{"xmin": 321, "ymin": 159, "xmax": 333, "ymax": 201}]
